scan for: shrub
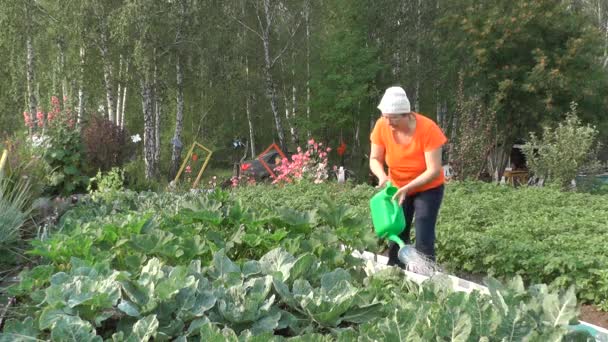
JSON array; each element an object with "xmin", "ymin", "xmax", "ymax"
[
  {"xmin": 88, "ymin": 167, "xmax": 125, "ymax": 193},
  {"xmin": 521, "ymin": 102, "xmax": 603, "ymax": 188},
  {"xmin": 82, "ymin": 115, "xmax": 133, "ymax": 173},
  {"xmin": 40, "ymin": 102, "xmax": 88, "ymax": 196},
  {"xmin": 273, "ymin": 138, "xmax": 331, "ymax": 184},
  {"xmin": 448, "ymin": 74, "xmax": 496, "ymax": 180}
]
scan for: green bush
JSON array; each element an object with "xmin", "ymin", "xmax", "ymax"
[
  {"xmin": 122, "ymin": 157, "xmax": 166, "ymax": 192},
  {"xmin": 40, "ymin": 109, "xmax": 89, "ymax": 196},
  {"xmin": 522, "ymin": 102, "xmax": 604, "ymax": 188}
]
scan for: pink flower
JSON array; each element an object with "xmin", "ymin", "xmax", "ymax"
[
  {"xmin": 308, "ymin": 139, "xmax": 315, "ymax": 145},
  {"xmin": 23, "ymin": 111, "xmax": 33, "ymax": 128},
  {"xmin": 185, "ymin": 165, "xmax": 192, "ymax": 174},
  {"xmin": 36, "ymin": 111, "xmax": 45, "ymax": 127}
]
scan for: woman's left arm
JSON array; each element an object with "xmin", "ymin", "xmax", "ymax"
[{"xmin": 392, "ymin": 147, "xmax": 443, "ymax": 204}]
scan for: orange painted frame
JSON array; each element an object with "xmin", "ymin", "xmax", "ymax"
[{"xmin": 257, "ymin": 143, "xmax": 287, "ymax": 179}]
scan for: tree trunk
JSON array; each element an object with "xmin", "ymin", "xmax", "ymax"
[
  {"xmin": 414, "ymin": 0, "xmax": 422, "ymax": 111},
  {"xmin": 153, "ymin": 55, "xmax": 161, "ymax": 171},
  {"xmin": 77, "ymin": 44, "xmax": 85, "ymax": 126},
  {"xmin": 305, "ymin": 1, "xmax": 311, "ymax": 139},
  {"xmin": 120, "ymin": 61, "xmax": 128, "ymax": 129},
  {"xmin": 280, "ymin": 58, "xmax": 298, "ymax": 146},
  {"xmin": 140, "ymin": 78, "xmax": 155, "ymax": 179},
  {"xmin": 26, "ymin": 33, "xmax": 37, "ymax": 133},
  {"xmin": 99, "ymin": 25, "xmax": 115, "ymax": 123},
  {"xmin": 260, "ymin": 0, "xmax": 286, "ymax": 151},
  {"xmin": 116, "ymin": 55, "xmax": 123, "ymax": 124},
  {"xmin": 57, "ymin": 38, "xmax": 68, "ymax": 109},
  {"xmin": 170, "ymin": 55, "xmax": 184, "ymax": 180},
  {"xmin": 290, "ymin": 51, "xmax": 299, "ymax": 146},
  {"xmin": 245, "ymin": 56, "xmax": 256, "ymax": 158}
]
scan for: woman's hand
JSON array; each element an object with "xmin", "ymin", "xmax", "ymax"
[
  {"xmin": 376, "ymin": 175, "xmax": 389, "ymax": 189},
  {"xmin": 392, "ymin": 185, "xmax": 410, "ymax": 205}
]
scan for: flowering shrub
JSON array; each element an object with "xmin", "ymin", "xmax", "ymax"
[
  {"xmin": 28, "ymin": 96, "xmax": 88, "ymax": 195},
  {"xmin": 273, "ymin": 139, "xmax": 331, "ymax": 184}
]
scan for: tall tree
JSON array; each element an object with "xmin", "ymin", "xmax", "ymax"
[
  {"xmin": 438, "ymin": 0, "xmax": 608, "ymax": 179},
  {"xmin": 232, "ymin": 0, "xmax": 302, "ymax": 151}
]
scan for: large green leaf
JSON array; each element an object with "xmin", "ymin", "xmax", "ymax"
[
  {"xmin": 208, "ymin": 249, "xmax": 241, "ymax": 284},
  {"xmin": 359, "ymin": 310, "xmax": 422, "ymax": 341},
  {"xmin": 50, "ymin": 315, "xmax": 102, "ymax": 342},
  {"xmin": 542, "ymin": 287, "xmax": 578, "ymax": 328},
  {"xmin": 126, "ymin": 315, "xmax": 159, "ymax": 342},
  {"xmin": 0, "ymin": 317, "xmax": 40, "ymax": 342},
  {"xmin": 259, "ymin": 248, "xmax": 295, "ymax": 281}
]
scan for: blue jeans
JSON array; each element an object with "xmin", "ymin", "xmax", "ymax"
[{"xmin": 387, "ymin": 184, "xmax": 444, "ymax": 268}]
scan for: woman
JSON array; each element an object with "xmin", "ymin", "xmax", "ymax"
[{"xmin": 369, "ymin": 86, "xmax": 447, "ymax": 267}]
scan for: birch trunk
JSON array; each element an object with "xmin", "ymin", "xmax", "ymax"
[
  {"xmin": 77, "ymin": 44, "xmax": 85, "ymax": 125},
  {"xmin": 26, "ymin": 34, "xmax": 37, "ymax": 133},
  {"xmin": 305, "ymin": 1, "xmax": 311, "ymax": 139},
  {"xmin": 170, "ymin": 55, "xmax": 184, "ymax": 179},
  {"xmin": 99, "ymin": 25, "xmax": 115, "ymax": 123},
  {"xmin": 280, "ymin": 58, "xmax": 298, "ymax": 146},
  {"xmin": 290, "ymin": 51, "xmax": 299, "ymax": 146},
  {"xmin": 153, "ymin": 54, "xmax": 161, "ymax": 170},
  {"xmin": 57, "ymin": 38, "xmax": 68, "ymax": 109},
  {"xmin": 120, "ymin": 61, "xmax": 128, "ymax": 129},
  {"xmin": 414, "ymin": 0, "xmax": 422, "ymax": 111},
  {"xmin": 115, "ymin": 55, "xmax": 123, "ymax": 124},
  {"xmin": 260, "ymin": 0, "xmax": 286, "ymax": 150},
  {"xmin": 140, "ymin": 78, "xmax": 155, "ymax": 179},
  {"xmin": 245, "ymin": 56, "xmax": 256, "ymax": 158}
]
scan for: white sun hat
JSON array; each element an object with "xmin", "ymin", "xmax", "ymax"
[{"xmin": 377, "ymin": 86, "xmax": 411, "ymax": 115}]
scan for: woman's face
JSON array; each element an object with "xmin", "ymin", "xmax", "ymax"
[{"xmin": 382, "ymin": 113, "xmax": 410, "ymax": 130}]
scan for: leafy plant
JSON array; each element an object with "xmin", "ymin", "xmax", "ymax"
[
  {"xmin": 522, "ymin": 102, "xmax": 604, "ymax": 188},
  {"xmin": 448, "ymin": 73, "xmax": 496, "ymax": 181},
  {"xmin": 88, "ymin": 167, "xmax": 125, "ymax": 194},
  {"xmin": 38, "ymin": 97, "xmax": 88, "ymax": 195},
  {"xmin": 0, "ymin": 173, "xmax": 32, "ymax": 249}
]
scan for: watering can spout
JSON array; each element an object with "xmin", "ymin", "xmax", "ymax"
[{"xmin": 388, "ymin": 234, "xmax": 406, "ymax": 248}]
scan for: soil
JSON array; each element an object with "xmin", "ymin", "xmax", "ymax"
[{"xmin": 580, "ymin": 305, "xmax": 608, "ymax": 329}]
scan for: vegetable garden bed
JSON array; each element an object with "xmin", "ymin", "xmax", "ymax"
[{"xmin": 0, "ymin": 187, "xmax": 603, "ymax": 340}]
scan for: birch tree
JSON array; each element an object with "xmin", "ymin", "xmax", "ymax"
[{"xmin": 231, "ymin": 0, "xmax": 302, "ymax": 151}]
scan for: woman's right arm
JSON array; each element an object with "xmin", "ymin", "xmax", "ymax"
[{"xmin": 369, "ymin": 143, "xmax": 389, "ymax": 187}]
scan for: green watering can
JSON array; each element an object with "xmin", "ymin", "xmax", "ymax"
[{"xmin": 370, "ymin": 181, "xmax": 406, "ymax": 248}]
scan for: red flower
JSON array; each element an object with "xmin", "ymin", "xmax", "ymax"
[
  {"xmin": 192, "ymin": 153, "xmax": 198, "ymax": 162},
  {"xmin": 337, "ymin": 142, "xmax": 347, "ymax": 156}
]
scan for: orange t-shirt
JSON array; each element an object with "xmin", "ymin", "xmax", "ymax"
[{"xmin": 370, "ymin": 112, "xmax": 447, "ymax": 194}]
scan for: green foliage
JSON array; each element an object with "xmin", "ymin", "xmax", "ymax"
[
  {"xmin": 41, "ymin": 112, "xmax": 89, "ymax": 196},
  {"xmin": 1, "ymin": 133, "xmax": 48, "ymax": 197},
  {"xmin": 449, "ymin": 74, "xmax": 496, "ymax": 180},
  {"xmin": 88, "ymin": 167, "xmax": 125, "ymax": 194},
  {"xmin": 437, "ymin": 0, "xmax": 608, "ymax": 140},
  {"xmin": 3, "ymin": 183, "xmax": 601, "ymax": 339},
  {"xmin": 522, "ymin": 102, "xmax": 604, "ymax": 187},
  {"xmin": 311, "ymin": 0, "xmax": 384, "ymax": 134},
  {"xmin": 0, "ymin": 173, "xmax": 32, "ymax": 248},
  {"xmin": 122, "ymin": 158, "xmax": 165, "ymax": 192},
  {"xmin": 437, "ymin": 181, "xmax": 608, "ymax": 306}
]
